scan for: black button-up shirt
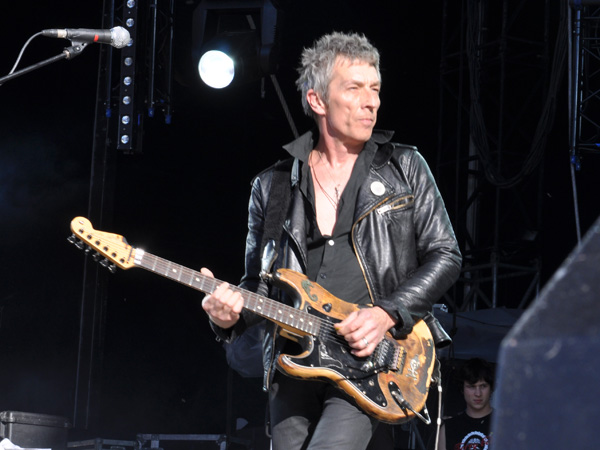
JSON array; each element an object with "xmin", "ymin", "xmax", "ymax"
[{"xmin": 297, "ymin": 138, "xmax": 377, "ymax": 306}]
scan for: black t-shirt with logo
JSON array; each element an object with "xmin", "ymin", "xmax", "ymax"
[{"xmin": 443, "ymin": 411, "xmax": 492, "ymax": 450}]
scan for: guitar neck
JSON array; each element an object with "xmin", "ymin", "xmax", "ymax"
[{"xmin": 134, "ymin": 249, "xmax": 322, "ymax": 336}]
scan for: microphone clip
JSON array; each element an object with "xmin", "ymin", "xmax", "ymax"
[{"xmin": 63, "ymin": 41, "xmax": 90, "ymax": 59}]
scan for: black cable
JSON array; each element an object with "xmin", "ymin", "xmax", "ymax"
[{"xmin": 466, "ymin": 1, "xmax": 567, "ymax": 189}]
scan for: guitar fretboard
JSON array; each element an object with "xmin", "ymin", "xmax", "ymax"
[{"xmin": 135, "ymin": 249, "xmax": 322, "ymax": 336}]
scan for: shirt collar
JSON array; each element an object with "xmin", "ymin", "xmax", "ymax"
[{"xmin": 282, "ymin": 128, "xmax": 395, "ymax": 161}]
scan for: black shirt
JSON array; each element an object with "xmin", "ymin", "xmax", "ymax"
[
  {"xmin": 443, "ymin": 412, "xmax": 492, "ymax": 450},
  {"xmin": 298, "ymin": 141, "xmax": 377, "ymax": 306}
]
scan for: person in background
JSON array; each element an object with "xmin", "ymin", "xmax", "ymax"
[{"xmin": 436, "ymin": 358, "xmax": 494, "ymax": 450}]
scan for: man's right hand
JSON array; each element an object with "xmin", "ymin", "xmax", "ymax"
[{"xmin": 200, "ymin": 267, "xmax": 244, "ymax": 329}]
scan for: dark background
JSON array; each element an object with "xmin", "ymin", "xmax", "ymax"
[{"xmin": 0, "ymin": 0, "xmax": 598, "ymax": 446}]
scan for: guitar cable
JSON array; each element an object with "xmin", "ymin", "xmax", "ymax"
[{"xmin": 433, "ymin": 382, "xmax": 443, "ymax": 450}]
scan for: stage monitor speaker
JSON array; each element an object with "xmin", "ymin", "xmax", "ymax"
[{"xmin": 491, "ymin": 217, "xmax": 600, "ymax": 449}]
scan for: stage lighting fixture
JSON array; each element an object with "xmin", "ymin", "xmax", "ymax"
[
  {"xmin": 117, "ymin": 0, "xmax": 139, "ymax": 151},
  {"xmin": 192, "ymin": 0, "xmax": 281, "ymax": 89},
  {"xmin": 198, "ymin": 29, "xmax": 259, "ymax": 88},
  {"xmin": 198, "ymin": 50, "xmax": 234, "ymax": 89}
]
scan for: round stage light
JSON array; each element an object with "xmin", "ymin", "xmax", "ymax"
[{"xmin": 198, "ymin": 50, "xmax": 235, "ymax": 89}]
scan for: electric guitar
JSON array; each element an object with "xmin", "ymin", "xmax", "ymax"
[{"xmin": 68, "ymin": 216, "xmax": 436, "ymax": 424}]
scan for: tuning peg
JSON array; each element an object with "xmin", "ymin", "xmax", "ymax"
[
  {"xmin": 99, "ymin": 259, "xmax": 117, "ymax": 274},
  {"xmin": 100, "ymin": 258, "xmax": 117, "ymax": 272},
  {"xmin": 67, "ymin": 235, "xmax": 84, "ymax": 250}
]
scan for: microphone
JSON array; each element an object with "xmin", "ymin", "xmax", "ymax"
[{"xmin": 41, "ymin": 26, "xmax": 131, "ymax": 49}]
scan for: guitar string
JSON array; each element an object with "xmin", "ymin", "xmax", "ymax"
[
  {"xmin": 88, "ymin": 234, "xmax": 360, "ymax": 352},
  {"xmin": 126, "ymin": 246, "xmax": 348, "ymax": 344}
]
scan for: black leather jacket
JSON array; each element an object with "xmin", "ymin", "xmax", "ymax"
[{"xmin": 213, "ymin": 129, "xmax": 462, "ymax": 389}]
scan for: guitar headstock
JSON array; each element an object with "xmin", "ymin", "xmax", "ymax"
[{"xmin": 69, "ymin": 216, "xmax": 137, "ymax": 271}]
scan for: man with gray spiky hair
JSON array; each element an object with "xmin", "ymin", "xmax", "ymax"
[{"xmin": 202, "ymin": 31, "xmax": 462, "ymax": 449}]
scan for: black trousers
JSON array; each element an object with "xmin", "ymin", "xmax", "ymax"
[{"xmin": 269, "ymin": 374, "xmax": 379, "ymax": 450}]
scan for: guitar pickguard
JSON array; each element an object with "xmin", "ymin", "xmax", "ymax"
[
  {"xmin": 280, "ymin": 332, "xmax": 390, "ymax": 409},
  {"xmin": 279, "ymin": 307, "xmax": 397, "ymax": 379},
  {"xmin": 316, "ymin": 338, "xmax": 344, "ymax": 370}
]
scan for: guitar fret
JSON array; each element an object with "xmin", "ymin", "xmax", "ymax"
[
  {"xmin": 199, "ymin": 277, "xmax": 207, "ymax": 291},
  {"xmin": 137, "ymin": 251, "xmax": 320, "ymax": 337},
  {"xmin": 181, "ymin": 268, "xmax": 191, "ymax": 285},
  {"xmin": 245, "ymin": 296, "xmax": 263, "ymax": 314},
  {"xmin": 195, "ymin": 274, "xmax": 212, "ymax": 293},
  {"xmin": 166, "ymin": 261, "xmax": 181, "ymax": 281}
]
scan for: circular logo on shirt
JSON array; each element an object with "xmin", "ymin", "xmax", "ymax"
[{"xmin": 457, "ymin": 431, "xmax": 490, "ymax": 450}]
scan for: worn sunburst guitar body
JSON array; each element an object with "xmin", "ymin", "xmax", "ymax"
[{"xmin": 69, "ymin": 216, "xmax": 436, "ymax": 424}]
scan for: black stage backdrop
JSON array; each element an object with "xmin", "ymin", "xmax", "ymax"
[{"xmin": 0, "ymin": 0, "xmax": 599, "ymax": 443}]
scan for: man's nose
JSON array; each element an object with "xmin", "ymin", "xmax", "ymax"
[{"xmin": 362, "ymin": 89, "xmax": 379, "ymax": 108}]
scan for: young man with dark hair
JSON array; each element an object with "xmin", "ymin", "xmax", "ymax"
[{"xmin": 437, "ymin": 358, "xmax": 494, "ymax": 450}]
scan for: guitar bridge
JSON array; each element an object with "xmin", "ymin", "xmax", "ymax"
[{"xmin": 370, "ymin": 338, "xmax": 407, "ymax": 373}]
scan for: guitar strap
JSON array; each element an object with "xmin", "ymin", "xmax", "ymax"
[
  {"xmin": 257, "ymin": 157, "xmax": 294, "ymax": 437},
  {"xmin": 259, "ymin": 157, "xmax": 294, "ymax": 268},
  {"xmin": 223, "ymin": 158, "xmax": 293, "ymax": 382}
]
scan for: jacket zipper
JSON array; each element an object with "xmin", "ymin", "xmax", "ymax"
[
  {"xmin": 351, "ymin": 195, "xmax": 395, "ymax": 304},
  {"xmin": 375, "ymin": 194, "xmax": 414, "ymax": 215}
]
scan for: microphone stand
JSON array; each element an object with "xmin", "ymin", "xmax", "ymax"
[{"xmin": 0, "ymin": 42, "xmax": 88, "ymax": 86}]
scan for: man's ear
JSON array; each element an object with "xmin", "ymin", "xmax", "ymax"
[{"xmin": 307, "ymin": 89, "xmax": 326, "ymax": 116}]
